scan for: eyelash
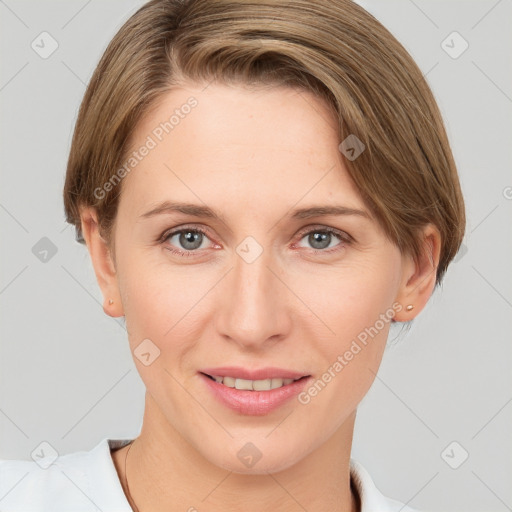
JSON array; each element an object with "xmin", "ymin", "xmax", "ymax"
[{"xmin": 158, "ymin": 224, "xmax": 352, "ymax": 258}]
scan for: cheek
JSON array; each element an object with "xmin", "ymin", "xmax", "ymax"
[
  {"xmin": 116, "ymin": 248, "xmax": 207, "ymax": 360},
  {"xmin": 295, "ymin": 252, "xmax": 400, "ymax": 344},
  {"xmin": 292, "ymin": 255, "xmax": 401, "ymax": 405}
]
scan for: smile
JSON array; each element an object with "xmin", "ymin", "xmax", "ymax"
[{"xmin": 202, "ymin": 373, "xmax": 307, "ymax": 391}]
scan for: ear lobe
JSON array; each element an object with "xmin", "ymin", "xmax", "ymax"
[
  {"xmin": 393, "ymin": 224, "xmax": 441, "ymax": 322},
  {"xmin": 79, "ymin": 207, "xmax": 124, "ymax": 317}
]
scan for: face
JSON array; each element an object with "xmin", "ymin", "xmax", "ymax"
[{"xmin": 99, "ymin": 83, "xmax": 414, "ymax": 474}]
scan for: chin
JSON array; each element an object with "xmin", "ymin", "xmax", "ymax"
[
  {"xmin": 220, "ymin": 453, "xmax": 299, "ymax": 476},
  {"xmin": 200, "ymin": 437, "xmax": 308, "ymax": 476}
]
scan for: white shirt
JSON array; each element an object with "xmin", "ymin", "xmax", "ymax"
[{"xmin": 0, "ymin": 438, "xmax": 420, "ymax": 511}]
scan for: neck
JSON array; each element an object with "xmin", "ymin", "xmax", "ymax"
[{"xmin": 113, "ymin": 393, "xmax": 359, "ymax": 512}]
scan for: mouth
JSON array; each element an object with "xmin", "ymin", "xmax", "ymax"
[
  {"xmin": 200, "ymin": 372, "xmax": 310, "ymax": 391},
  {"xmin": 199, "ymin": 368, "xmax": 313, "ymax": 415}
]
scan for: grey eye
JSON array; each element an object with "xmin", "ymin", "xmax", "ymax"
[
  {"xmin": 168, "ymin": 230, "xmax": 208, "ymax": 251},
  {"xmin": 298, "ymin": 230, "xmax": 342, "ymax": 251}
]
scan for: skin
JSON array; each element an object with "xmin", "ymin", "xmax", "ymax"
[{"xmin": 80, "ymin": 82, "xmax": 441, "ymax": 512}]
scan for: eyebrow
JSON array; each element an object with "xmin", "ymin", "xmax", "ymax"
[{"xmin": 140, "ymin": 201, "xmax": 371, "ymax": 222}]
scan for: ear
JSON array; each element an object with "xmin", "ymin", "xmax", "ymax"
[
  {"xmin": 79, "ymin": 207, "xmax": 124, "ymax": 317},
  {"xmin": 393, "ymin": 224, "xmax": 441, "ymax": 322}
]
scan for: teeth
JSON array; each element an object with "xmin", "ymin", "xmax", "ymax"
[
  {"xmin": 223, "ymin": 376, "xmax": 236, "ymax": 388},
  {"xmin": 235, "ymin": 378, "xmax": 253, "ymax": 390},
  {"xmin": 270, "ymin": 378, "xmax": 283, "ymax": 389},
  {"xmin": 209, "ymin": 375, "xmax": 300, "ymax": 390},
  {"xmin": 253, "ymin": 379, "xmax": 271, "ymax": 391}
]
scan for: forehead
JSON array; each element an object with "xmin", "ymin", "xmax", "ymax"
[{"xmin": 119, "ymin": 82, "xmax": 364, "ymax": 214}]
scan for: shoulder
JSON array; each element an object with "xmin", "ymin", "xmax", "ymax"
[
  {"xmin": 350, "ymin": 459, "xmax": 422, "ymax": 512},
  {"xmin": 0, "ymin": 438, "xmax": 133, "ymax": 512}
]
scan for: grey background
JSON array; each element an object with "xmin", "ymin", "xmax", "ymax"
[{"xmin": 0, "ymin": 1, "xmax": 511, "ymax": 511}]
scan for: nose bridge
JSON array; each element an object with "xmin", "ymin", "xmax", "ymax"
[{"xmin": 217, "ymin": 237, "xmax": 289, "ymax": 347}]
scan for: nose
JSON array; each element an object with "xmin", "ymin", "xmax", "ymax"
[{"xmin": 215, "ymin": 242, "xmax": 292, "ymax": 351}]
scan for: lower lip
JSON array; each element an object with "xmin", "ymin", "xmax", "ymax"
[{"xmin": 199, "ymin": 373, "xmax": 311, "ymax": 416}]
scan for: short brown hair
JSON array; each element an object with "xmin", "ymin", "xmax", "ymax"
[{"xmin": 63, "ymin": 0, "xmax": 465, "ymax": 286}]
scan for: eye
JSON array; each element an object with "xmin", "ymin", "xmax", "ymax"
[
  {"xmin": 159, "ymin": 224, "xmax": 352, "ymax": 258},
  {"xmin": 294, "ymin": 226, "xmax": 351, "ymax": 254},
  {"xmin": 160, "ymin": 226, "xmax": 215, "ymax": 257}
]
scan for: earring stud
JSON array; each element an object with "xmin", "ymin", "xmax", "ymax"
[
  {"xmin": 108, "ymin": 299, "xmax": 114, "ymax": 305},
  {"xmin": 406, "ymin": 304, "xmax": 414, "ymax": 311}
]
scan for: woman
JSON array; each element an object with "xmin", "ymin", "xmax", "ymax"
[{"xmin": 0, "ymin": 0, "xmax": 465, "ymax": 510}]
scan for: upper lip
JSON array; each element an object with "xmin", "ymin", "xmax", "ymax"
[{"xmin": 199, "ymin": 366, "xmax": 309, "ymax": 381}]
